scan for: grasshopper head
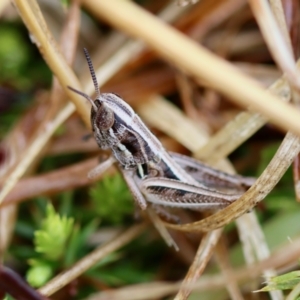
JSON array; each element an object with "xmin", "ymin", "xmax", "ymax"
[{"xmin": 68, "ymin": 48, "xmax": 115, "ymax": 131}]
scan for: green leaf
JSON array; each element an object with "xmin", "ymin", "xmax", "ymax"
[
  {"xmin": 257, "ymin": 270, "xmax": 300, "ymax": 292},
  {"xmin": 34, "ymin": 203, "xmax": 74, "ymax": 260},
  {"xmin": 26, "ymin": 260, "xmax": 54, "ymax": 288}
]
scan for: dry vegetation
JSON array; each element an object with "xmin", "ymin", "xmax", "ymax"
[{"xmin": 0, "ymin": 0, "xmax": 300, "ymax": 299}]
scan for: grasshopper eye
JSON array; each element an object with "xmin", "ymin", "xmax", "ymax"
[{"xmin": 94, "ymin": 105, "xmax": 115, "ymax": 130}]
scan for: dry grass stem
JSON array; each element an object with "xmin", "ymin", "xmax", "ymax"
[
  {"xmin": 0, "ymin": 205, "xmax": 17, "ymax": 259},
  {"xmin": 236, "ymin": 216, "xmax": 256, "ymax": 265},
  {"xmin": 165, "ymin": 132, "xmax": 300, "ymax": 231},
  {"xmin": 84, "ymin": 0, "xmax": 300, "ymax": 136},
  {"xmin": 214, "ymin": 238, "xmax": 244, "ymax": 300},
  {"xmin": 249, "ymin": 0, "xmax": 300, "ymax": 94},
  {"xmin": 138, "ymin": 95, "xmax": 209, "ymax": 153},
  {"xmin": 196, "ymin": 110, "xmax": 268, "ymax": 164},
  {"xmin": 235, "ymin": 63, "xmax": 281, "ymax": 84},
  {"xmin": 46, "ymin": 134, "xmax": 98, "ymax": 155},
  {"xmin": 176, "ymin": 72, "xmax": 210, "ymax": 130},
  {"xmin": 269, "ymin": 0, "xmax": 293, "ymax": 55},
  {"xmin": 0, "ymin": 0, "xmax": 83, "ymax": 204},
  {"xmin": 86, "ymin": 236, "xmax": 300, "ymax": 300},
  {"xmin": 194, "ymin": 62, "xmax": 294, "ymax": 163},
  {"xmin": 85, "ymin": 282, "xmax": 181, "ymax": 300},
  {"xmin": 0, "ymin": 104, "xmax": 74, "ymax": 205},
  {"xmin": 48, "ymin": 0, "xmax": 80, "ymax": 112},
  {"xmin": 39, "ymin": 223, "xmax": 147, "ymax": 296},
  {"xmin": 0, "ymin": 157, "xmax": 116, "ymax": 207},
  {"xmin": 13, "ymin": 0, "xmax": 89, "ymax": 123},
  {"xmin": 174, "ymin": 229, "xmax": 223, "ymax": 300},
  {"xmin": 236, "ymin": 213, "xmax": 284, "ymax": 300},
  {"xmin": 207, "ymin": 31, "xmax": 264, "ymax": 56},
  {"xmin": 268, "ymin": 0, "xmax": 300, "ymax": 111},
  {"xmin": 195, "ymin": 236, "xmax": 300, "ymax": 291},
  {"xmin": 186, "ymin": 0, "xmax": 247, "ymax": 40}
]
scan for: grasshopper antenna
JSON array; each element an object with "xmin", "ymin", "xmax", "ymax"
[
  {"xmin": 83, "ymin": 48, "xmax": 101, "ymax": 100},
  {"xmin": 67, "ymin": 48, "xmax": 99, "ymax": 111},
  {"xmin": 67, "ymin": 86, "xmax": 98, "ymax": 111}
]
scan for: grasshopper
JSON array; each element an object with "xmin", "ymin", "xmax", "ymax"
[{"xmin": 68, "ymin": 49, "xmax": 254, "ymax": 222}]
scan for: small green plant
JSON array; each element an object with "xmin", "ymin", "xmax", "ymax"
[
  {"xmin": 26, "ymin": 203, "xmax": 74, "ymax": 287},
  {"xmin": 89, "ymin": 174, "xmax": 134, "ymax": 224},
  {"xmin": 257, "ymin": 270, "xmax": 300, "ymax": 298},
  {"xmin": 34, "ymin": 203, "xmax": 74, "ymax": 260},
  {"xmin": 25, "ymin": 175, "xmax": 135, "ymax": 289}
]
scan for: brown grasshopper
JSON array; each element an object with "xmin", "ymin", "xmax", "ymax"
[{"xmin": 68, "ymin": 49, "xmax": 254, "ymax": 220}]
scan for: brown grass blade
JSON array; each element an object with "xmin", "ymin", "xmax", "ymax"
[
  {"xmin": 165, "ymin": 132, "xmax": 300, "ymax": 232},
  {"xmin": 174, "ymin": 229, "xmax": 223, "ymax": 300},
  {"xmin": 84, "ymin": 0, "xmax": 300, "ymax": 136}
]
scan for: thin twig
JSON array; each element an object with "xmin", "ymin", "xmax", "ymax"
[
  {"xmin": 39, "ymin": 223, "xmax": 147, "ymax": 296},
  {"xmin": 1, "ymin": 157, "xmax": 116, "ymax": 207},
  {"xmin": 174, "ymin": 229, "xmax": 223, "ymax": 300},
  {"xmin": 0, "ymin": 265, "xmax": 49, "ymax": 300},
  {"xmin": 0, "ymin": 0, "xmax": 83, "ymax": 205},
  {"xmin": 13, "ymin": 0, "xmax": 89, "ymax": 123},
  {"xmin": 0, "ymin": 102, "xmax": 75, "ymax": 205},
  {"xmin": 236, "ymin": 213, "xmax": 284, "ymax": 300},
  {"xmin": 214, "ymin": 237, "xmax": 244, "ymax": 300}
]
